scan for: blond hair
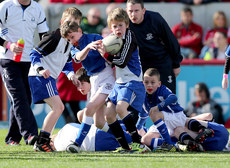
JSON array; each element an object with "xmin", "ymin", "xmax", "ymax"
[
  {"xmin": 107, "ymin": 8, "xmax": 129, "ymax": 29},
  {"xmin": 213, "ymin": 11, "xmax": 227, "ymax": 29},
  {"xmin": 61, "ymin": 7, "xmax": 82, "ymax": 23}
]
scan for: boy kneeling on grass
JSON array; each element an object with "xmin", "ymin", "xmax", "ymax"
[{"xmin": 136, "ymin": 68, "xmax": 214, "ymax": 152}]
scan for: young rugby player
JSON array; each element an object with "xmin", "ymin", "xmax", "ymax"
[
  {"xmin": 137, "ymin": 68, "xmax": 207, "ymax": 151},
  {"xmin": 139, "ymin": 113, "xmax": 227, "ymax": 152},
  {"xmin": 28, "ymin": 7, "xmax": 82, "ymax": 152},
  {"xmin": 60, "ymin": 20, "xmax": 115, "ymax": 153},
  {"xmin": 52, "ymin": 69, "xmax": 132, "ymax": 152},
  {"xmin": 175, "ymin": 118, "xmax": 227, "ymax": 151},
  {"xmin": 96, "ymin": 8, "xmax": 150, "ymax": 153},
  {"xmin": 51, "ymin": 123, "xmax": 132, "ymax": 152}
]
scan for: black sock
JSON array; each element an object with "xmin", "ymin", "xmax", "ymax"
[
  {"xmin": 122, "ymin": 113, "xmax": 141, "ymax": 144},
  {"xmin": 187, "ymin": 119, "xmax": 206, "ymax": 132},
  {"xmin": 37, "ymin": 130, "xmax": 50, "ymax": 144},
  {"xmin": 179, "ymin": 132, "xmax": 194, "ymax": 144},
  {"xmin": 109, "ymin": 120, "xmax": 130, "ymax": 150}
]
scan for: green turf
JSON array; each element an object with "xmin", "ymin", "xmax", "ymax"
[{"xmin": 0, "ymin": 129, "xmax": 230, "ymax": 168}]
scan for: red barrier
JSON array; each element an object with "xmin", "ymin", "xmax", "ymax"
[{"xmin": 181, "ymin": 58, "xmax": 225, "ymax": 65}]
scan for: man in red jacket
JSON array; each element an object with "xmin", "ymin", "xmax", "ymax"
[{"xmin": 172, "ymin": 7, "xmax": 203, "ymax": 59}]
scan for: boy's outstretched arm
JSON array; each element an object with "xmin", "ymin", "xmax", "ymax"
[
  {"xmin": 157, "ymin": 94, "xmax": 178, "ymax": 112},
  {"xmin": 73, "ymin": 40, "xmax": 101, "ymax": 61}
]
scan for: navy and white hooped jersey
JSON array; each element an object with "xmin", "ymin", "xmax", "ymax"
[
  {"xmin": 106, "ymin": 29, "xmax": 143, "ymax": 83},
  {"xmin": 71, "ymin": 33, "xmax": 106, "ymax": 76},
  {"xmin": 29, "ymin": 29, "xmax": 74, "ymax": 80},
  {"xmin": 0, "ymin": 0, "xmax": 49, "ymax": 62}
]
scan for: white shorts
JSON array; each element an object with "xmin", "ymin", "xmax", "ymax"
[
  {"xmin": 89, "ymin": 63, "xmax": 115, "ymax": 100},
  {"xmin": 148, "ymin": 111, "xmax": 186, "ymax": 136}
]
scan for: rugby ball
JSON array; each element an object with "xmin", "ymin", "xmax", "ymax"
[{"xmin": 102, "ymin": 35, "xmax": 123, "ymax": 55}]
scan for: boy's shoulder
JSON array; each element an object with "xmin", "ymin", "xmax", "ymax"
[
  {"xmin": 79, "ymin": 33, "xmax": 103, "ymax": 45},
  {"xmin": 40, "ymin": 28, "xmax": 61, "ymax": 42},
  {"xmin": 156, "ymin": 84, "xmax": 166, "ymax": 91},
  {"xmin": 35, "ymin": 29, "xmax": 63, "ymax": 55},
  {"xmin": 156, "ymin": 85, "xmax": 171, "ymax": 94},
  {"xmin": 84, "ymin": 33, "xmax": 103, "ymax": 39},
  {"xmin": 124, "ymin": 29, "xmax": 137, "ymax": 42}
]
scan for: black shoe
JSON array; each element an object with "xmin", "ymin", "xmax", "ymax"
[
  {"xmin": 153, "ymin": 142, "xmax": 177, "ymax": 152},
  {"xmin": 195, "ymin": 128, "xmax": 214, "ymax": 143},
  {"xmin": 6, "ymin": 141, "xmax": 21, "ymax": 146},
  {"xmin": 184, "ymin": 140, "xmax": 204, "ymax": 152},
  {"xmin": 34, "ymin": 137, "xmax": 54, "ymax": 152},
  {"xmin": 28, "ymin": 135, "xmax": 38, "ymax": 145},
  {"xmin": 66, "ymin": 142, "xmax": 80, "ymax": 153},
  {"xmin": 34, "ymin": 143, "xmax": 54, "ymax": 152}
]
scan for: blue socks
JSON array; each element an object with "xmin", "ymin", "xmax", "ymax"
[
  {"xmin": 150, "ymin": 138, "xmax": 163, "ymax": 149},
  {"xmin": 154, "ymin": 119, "xmax": 173, "ymax": 144},
  {"xmin": 179, "ymin": 132, "xmax": 194, "ymax": 144},
  {"xmin": 75, "ymin": 116, "xmax": 93, "ymax": 146}
]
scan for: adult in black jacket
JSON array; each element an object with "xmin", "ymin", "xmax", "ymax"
[{"xmin": 126, "ymin": 0, "xmax": 183, "ymax": 93}]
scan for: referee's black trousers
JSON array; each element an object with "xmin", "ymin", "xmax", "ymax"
[{"xmin": 0, "ymin": 59, "xmax": 38, "ymax": 144}]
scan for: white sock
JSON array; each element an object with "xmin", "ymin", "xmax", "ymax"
[{"xmin": 101, "ymin": 122, "xmax": 109, "ymax": 132}]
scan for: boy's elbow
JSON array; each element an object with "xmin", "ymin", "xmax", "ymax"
[
  {"xmin": 115, "ymin": 62, "xmax": 127, "ymax": 68},
  {"xmin": 118, "ymin": 64, "xmax": 126, "ymax": 68}
]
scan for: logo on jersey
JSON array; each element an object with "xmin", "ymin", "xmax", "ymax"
[
  {"xmin": 146, "ymin": 33, "xmax": 153, "ymax": 40},
  {"xmin": 167, "ymin": 75, "xmax": 172, "ymax": 83},
  {"xmin": 31, "ymin": 17, "xmax": 35, "ymax": 22},
  {"xmin": 105, "ymin": 83, "xmax": 113, "ymax": 90}
]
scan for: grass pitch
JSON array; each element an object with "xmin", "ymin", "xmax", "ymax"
[{"xmin": 0, "ymin": 129, "xmax": 230, "ymax": 168}]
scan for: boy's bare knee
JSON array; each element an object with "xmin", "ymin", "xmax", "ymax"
[
  {"xmin": 116, "ymin": 105, "xmax": 124, "ymax": 115},
  {"xmin": 77, "ymin": 109, "xmax": 84, "ymax": 123},
  {"xmin": 150, "ymin": 111, "xmax": 162, "ymax": 122},
  {"xmin": 95, "ymin": 122, "xmax": 104, "ymax": 129},
  {"xmin": 174, "ymin": 126, "xmax": 185, "ymax": 138},
  {"xmin": 85, "ymin": 102, "xmax": 97, "ymax": 116},
  {"xmin": 53, "ymin": 103, "xmax": 64, "ymax": 114},
  {"xmin": 141, "ymin": 135, "xmax": 148, "ymax": 145},
  {"xmin": 105, "ymin": 112, "xmax": 116, "ymax": 124}
]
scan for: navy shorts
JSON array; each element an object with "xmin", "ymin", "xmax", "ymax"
[
  {"xmin": 28, "ymin": 76, "xmax": 59, "ymax": 104},
  {"xmin": 202, "ymin": 122, "xmax": 229, "ymax": 151},
  {"xmin": 108, "ymin": 80, "xmax": 145, "ymax": 112}
]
